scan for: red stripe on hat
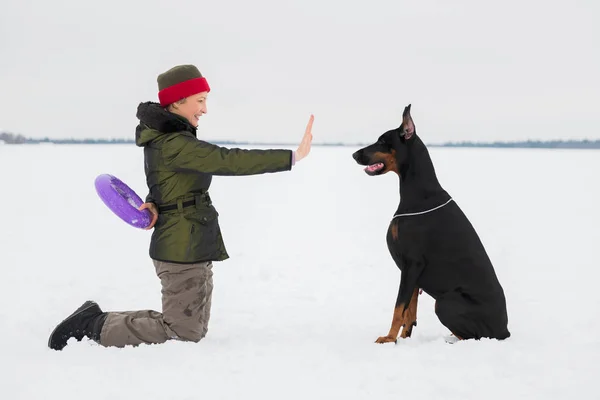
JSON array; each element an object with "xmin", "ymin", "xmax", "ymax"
[{"xmin": 158, "ymin": 77, "xmax": 211, "ymax": 107}]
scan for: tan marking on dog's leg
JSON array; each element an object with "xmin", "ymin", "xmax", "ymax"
[
  {"xmin": 375, "ymin": 304, "xmax": 405, "ymax": 343},
  {"xmin": 400, "ymin": 288, "xmax": 419, "ymax": 338}
]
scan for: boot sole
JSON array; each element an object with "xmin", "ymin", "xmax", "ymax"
[{"xmin": 48, "ymin": 300, "xmax": 100, "ymax": 350}]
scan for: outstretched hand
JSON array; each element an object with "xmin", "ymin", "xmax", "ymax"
[
  {"xmin": 139, "ymin": 202, "xmax": 158, "ymax": 230},
  {"xmin": 295, "ymin": 114, "xmax": 314, "ymax": 163}
]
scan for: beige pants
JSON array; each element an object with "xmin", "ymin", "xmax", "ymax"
[{"xmin": 99, "ymin": 260, "xmax": 213, "ymax": 347}]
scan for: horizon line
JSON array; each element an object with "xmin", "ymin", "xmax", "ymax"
[{"xmin": 2, "ymin": 133, "xmax": 600, "ymax": 149}]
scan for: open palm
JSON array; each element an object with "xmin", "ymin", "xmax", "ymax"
[{"xmin": 295, "ymin": 114, "xmax": 314, "ymax": 162}]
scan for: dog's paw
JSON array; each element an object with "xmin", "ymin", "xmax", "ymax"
[{"xmin": 375, "ymin": 335, "xmax": 397, "ymax": 344}]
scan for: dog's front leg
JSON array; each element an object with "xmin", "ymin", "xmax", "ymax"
[
  {"xmin": 375, "ymin": 304, "xmax": 406, "ymax": 344},
  {"xmin": 375, "ymin": 263, "xmax": 423, "ymax": 344},
  {"xmin": 399, "ymin": 287, "xmax": 419, "ymax": 338}
]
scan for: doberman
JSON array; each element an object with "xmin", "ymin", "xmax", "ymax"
[{"xmin": 352, "ymin": 104, "xmax": 510, "ymax": 344}]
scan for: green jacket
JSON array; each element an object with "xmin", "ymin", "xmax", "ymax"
[{"xmin": 135, "ymin": 102, "xmax": 293, "ymax": 264}]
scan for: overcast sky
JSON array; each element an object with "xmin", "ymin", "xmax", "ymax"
[{"xmin": 1, "ymin": 0, "xmax": 598, "ymax": 144}]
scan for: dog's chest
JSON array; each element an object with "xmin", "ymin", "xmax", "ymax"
[
  {"xmin": 386, "ymin": 218, "xmax": 427, "ymax": 263},
  {"xmin": 386, "ymin": 218, "xmax": 418, "ymax": 245}
]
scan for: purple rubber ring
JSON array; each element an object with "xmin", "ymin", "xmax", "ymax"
[{"xmin": 94, "ymin": 174, "xmax": 153, "ymax": 229}]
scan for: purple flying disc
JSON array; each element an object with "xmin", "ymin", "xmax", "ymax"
[{"xmin": 94, "ymin": 174, "xmax": 152, "ymax": 229}]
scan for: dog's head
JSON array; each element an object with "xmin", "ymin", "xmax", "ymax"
[{"xmin": 352, "ymin": 104, "xmax": 416, "ymax": 176}]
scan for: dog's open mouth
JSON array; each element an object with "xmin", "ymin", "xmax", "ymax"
[{"xmin": 365, "ymin": 162, "xmax": 385, "ymax": 175}]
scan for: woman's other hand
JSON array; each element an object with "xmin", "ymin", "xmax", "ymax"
[
  {"xmin": 138, "ymin": 202, "xmax": 158, "ymax": 230},
  {"xmin": 295, "ymin": 114, "xmax": 314, "ymax": 162}
]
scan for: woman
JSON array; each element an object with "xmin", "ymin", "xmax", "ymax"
[{"xmin": 48, "ymin": 64, "xmax": 314, "ymax": 350}]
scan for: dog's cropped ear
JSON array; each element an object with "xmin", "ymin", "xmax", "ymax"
[{"xmin": 401, "ymin": 104, "xmax": 415, "ymax": 139}]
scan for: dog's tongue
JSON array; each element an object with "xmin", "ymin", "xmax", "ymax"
[{"xmin": 365, "ymin": 163, "xmax": 384, "ymax": 172}]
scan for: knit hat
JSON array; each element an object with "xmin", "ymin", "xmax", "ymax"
[{"xmin": 157, "ymin": 64, "xmax": 211, "ymax": 107}]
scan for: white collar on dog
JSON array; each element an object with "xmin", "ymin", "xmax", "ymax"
[{"xmin": 392, "ymin": 198, "xmax": 454, "ymax": 219}]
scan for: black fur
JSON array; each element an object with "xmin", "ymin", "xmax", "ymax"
[{"xmin": 352, "ymin": 104, "xmax": 510, "ymax": 341}]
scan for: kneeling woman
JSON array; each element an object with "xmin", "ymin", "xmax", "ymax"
[{"xmin": 48, "ymin": 64, "xmax": 314, "ymax": 350}]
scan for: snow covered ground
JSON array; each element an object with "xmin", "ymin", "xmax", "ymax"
[{"xmin": 1, "ymin": 143, "xmax": 598, "ymax": 399}]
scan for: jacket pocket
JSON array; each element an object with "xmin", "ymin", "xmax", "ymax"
[{"xmin": 184, "ymin": 207, "xmax": 221, "ymax": 261}]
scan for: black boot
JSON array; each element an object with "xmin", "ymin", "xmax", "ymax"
[{"xmin": 48, "ymin": 300, "xmax": 107, "ymax": 351}]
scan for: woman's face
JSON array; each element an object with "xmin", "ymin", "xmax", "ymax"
[{"xmin": 170, "ymin": 92, "xmax": 208, "ymax": 127}]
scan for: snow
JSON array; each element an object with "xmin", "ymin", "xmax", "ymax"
[{"xmin": 1, "ymin": 144, "xmax": 598, "ymax": 399}]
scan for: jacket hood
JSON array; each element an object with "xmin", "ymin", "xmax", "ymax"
[{"xmin": 135, "ymin": 101, "xmax": 197, "ymax": 147}]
